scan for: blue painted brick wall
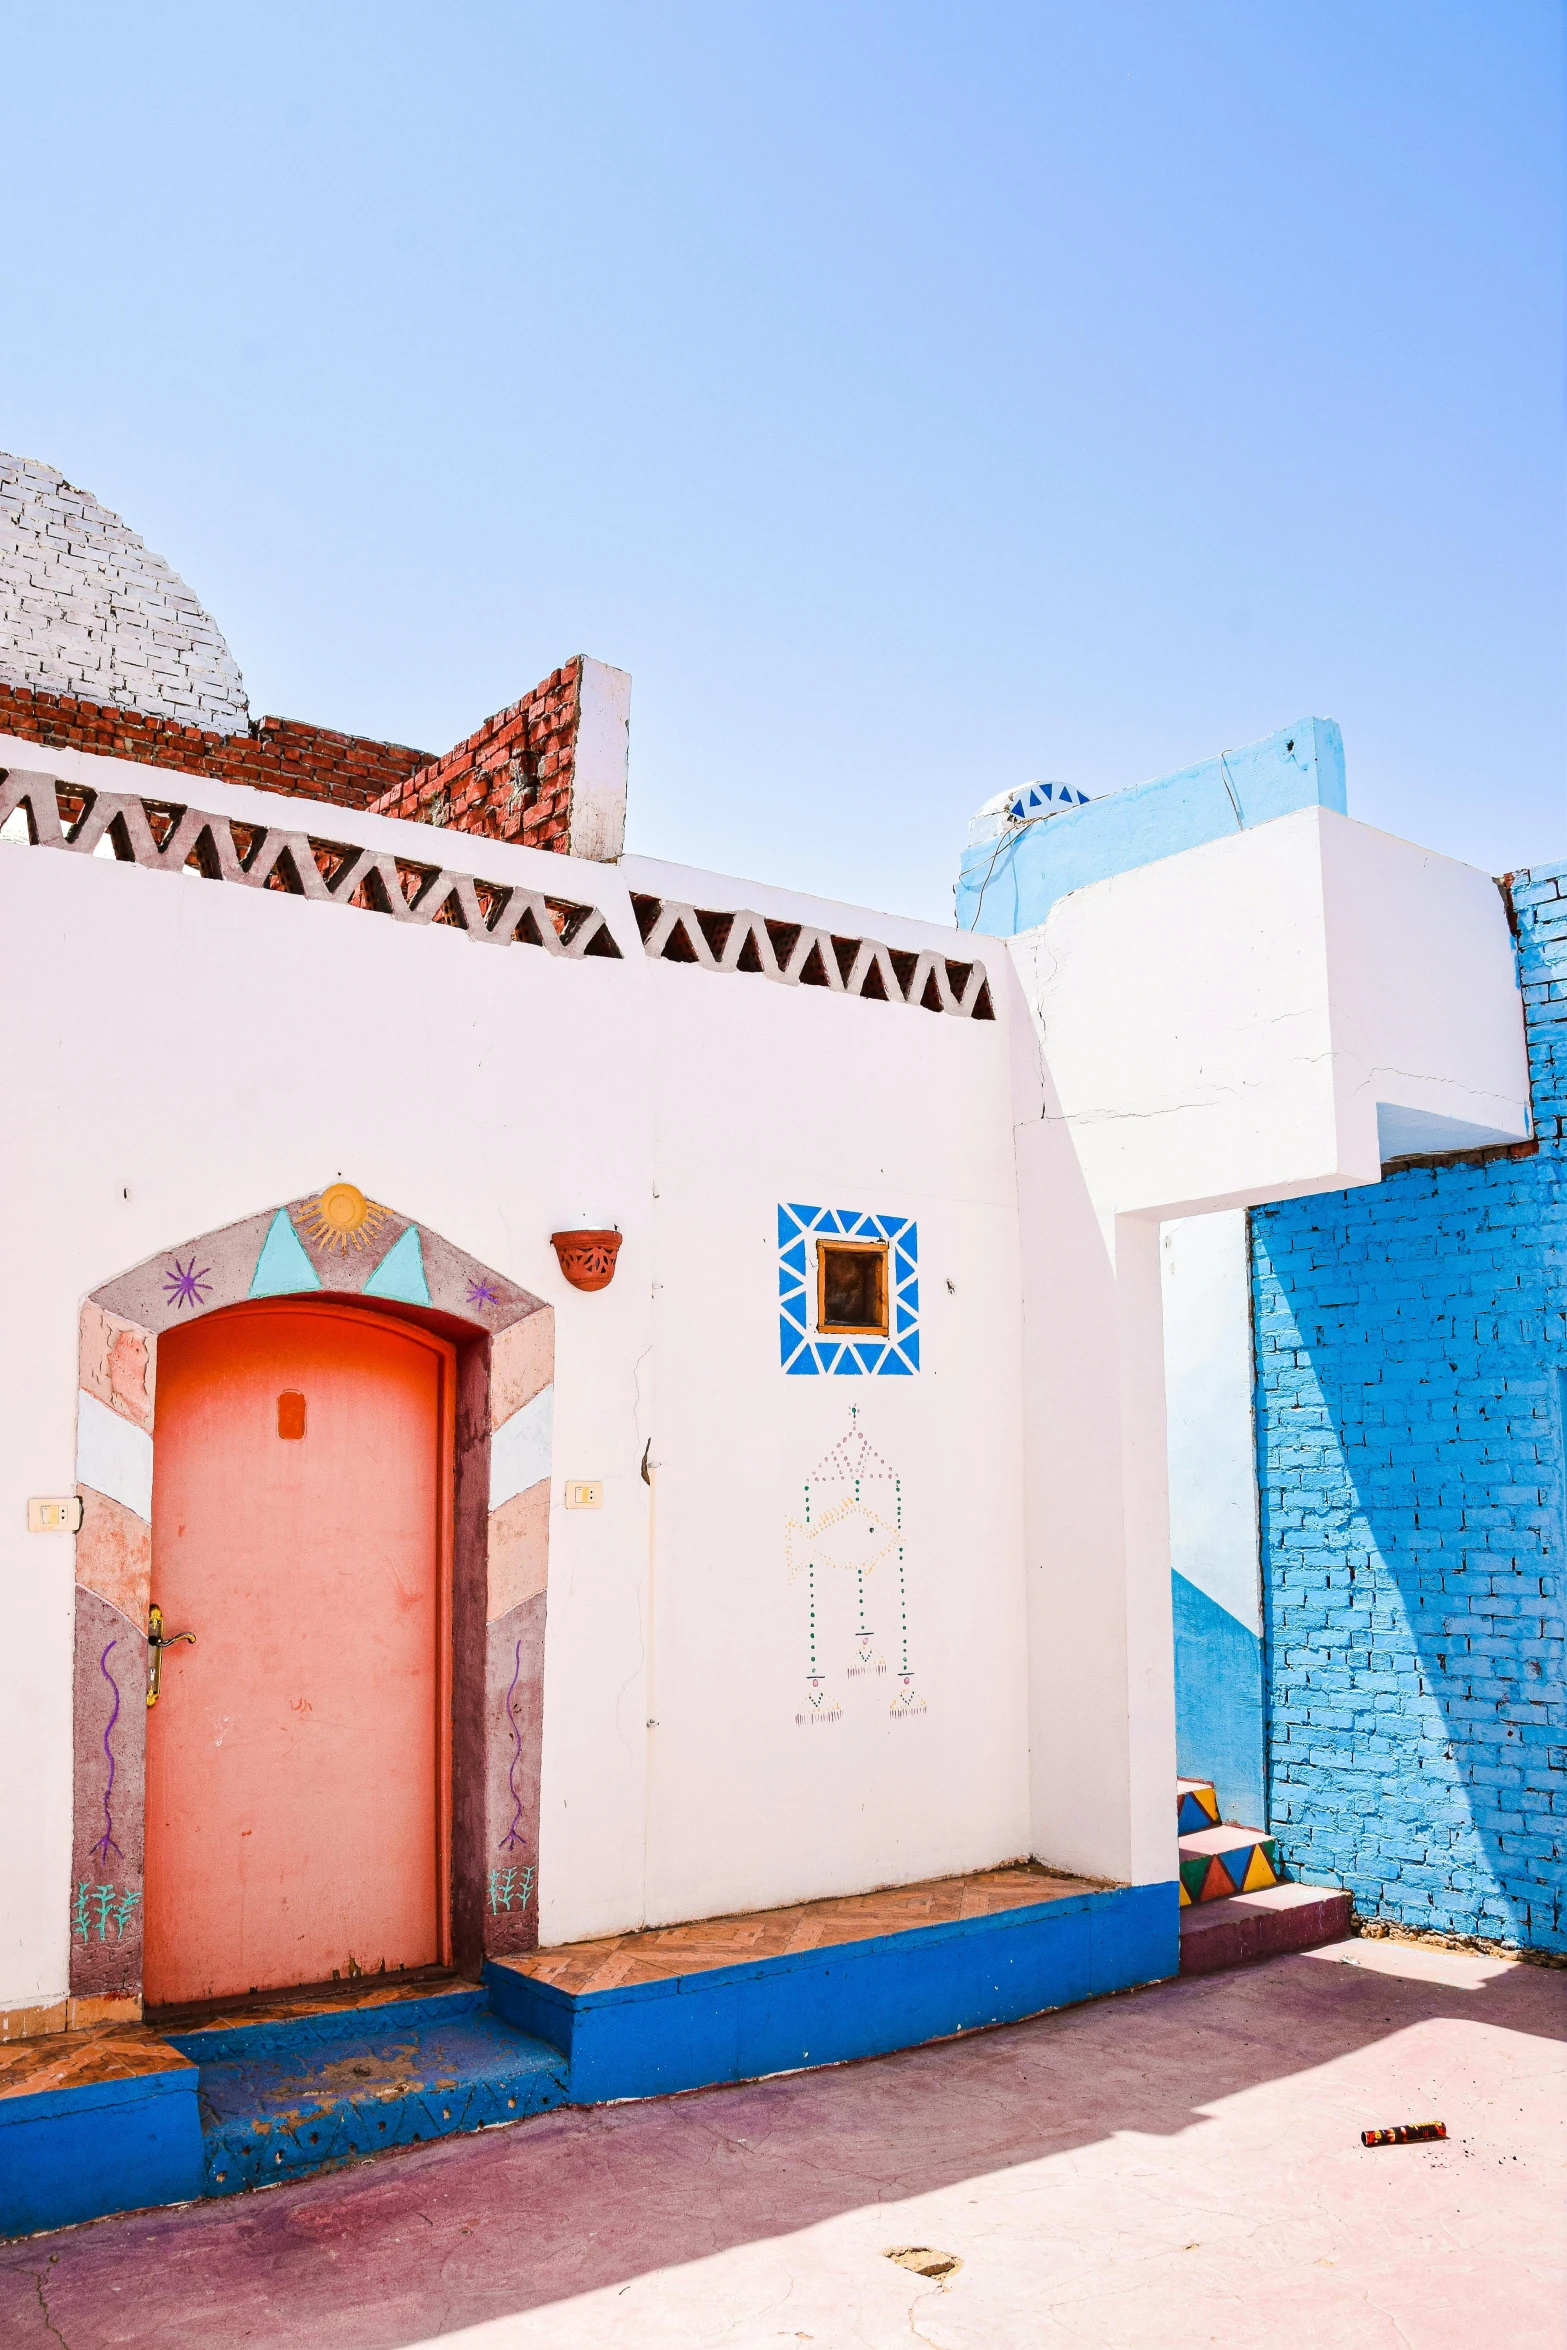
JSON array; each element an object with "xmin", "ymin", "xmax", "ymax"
[{"xmin": 1251, "ymin": 863, "xmax": 1566, "ymax": 1951}]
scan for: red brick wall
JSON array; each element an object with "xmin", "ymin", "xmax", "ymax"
[
  {"xmin": 367, "ymin": 660, "xmax": 582, "ymax": 855},
  {"xmin": 0, "ymin": 661, "xmax": 588, "ymax": 855},
  {"xmin": 0, "ymin": 680, "xmax": 431, "ymax": 811}
]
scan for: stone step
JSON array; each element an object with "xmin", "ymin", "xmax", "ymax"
[
  {"xmin": 1178, "ymin": 1882, "xmax": 1354, "ymax": 1974},
  {"xmin": 166, "ymin": 1989, "xmax": 567, "ymax": 2196},
  {"xmin": 0, "ymin": 1871, "xmax": 1160, "ymax": 2236},
  {"xmin": 1176, "ymin": 1778, "xmax": 1221, "ymax": 1835},
  {"xmin": 1178, "ymin": 1824, "xmax": 1280, "ymax": 1906}
]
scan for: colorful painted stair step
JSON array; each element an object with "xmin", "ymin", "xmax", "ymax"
[
  {"xmin": 1177, "ymin": 1825, "xmax": 1280, "ymax": 1906},
  {"xmin": 166, "ymin": 1989, "xmax": 567, "ymax": 2196},
  {"xmin": 1177, "ymin": 1778, "xmax": 1222, "ymax": 1835}
]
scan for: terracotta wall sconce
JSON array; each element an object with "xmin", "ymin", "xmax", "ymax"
[{"xmin": 550, "ymin": 1230, "xmax": 623, "ymax": 1292}]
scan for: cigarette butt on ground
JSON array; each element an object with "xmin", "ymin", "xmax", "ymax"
[{"xmin": 1361, "ymin": 2122, "xmax": 1448, "ymax": 2147}]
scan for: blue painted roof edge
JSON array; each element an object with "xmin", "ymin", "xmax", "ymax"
[{"xmin": 955, "ymin": 716, "xmax": 1345, "ymax": 940}]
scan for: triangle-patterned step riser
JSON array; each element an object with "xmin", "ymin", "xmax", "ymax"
[
  {"xmin": 1177, "ymin": 1779, "xmax": 1221, "ymax": 1835},
  {"xmin": 1177, "ymin": 1833, "xmax": 1280, "ymax": 1907}
]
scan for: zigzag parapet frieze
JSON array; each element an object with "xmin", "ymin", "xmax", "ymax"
[
  {"xmin": 630, "ymin": 893, "xmax": 994, "ymax": 1020},
  {"xmin": 0, "ymin": 768, "xmax": 622, "ymax": 960}
]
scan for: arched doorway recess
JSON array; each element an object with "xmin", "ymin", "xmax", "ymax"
[
  {"xmin": 145, "ymin": 1301, "xmax": 452, "ymax": 2005},
  {"xmin": 69, "ymin": 1189, "xmax": 554, "ymax": 2019}
]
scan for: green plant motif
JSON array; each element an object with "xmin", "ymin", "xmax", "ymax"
[
  {"xmin": 487, "ymin": 1864, "xmax": 536, "ymax": 1916},
  {"xmin": 74, "ymin": 1881, "xmax": 141, "ymax": 1942}
]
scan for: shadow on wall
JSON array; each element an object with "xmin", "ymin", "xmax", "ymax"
[
  {"xmin": 1251, "ymin": 1147, "xmax": 1566, "ymax": 1953},
  {"xmin": 1172, "ymin": 1572, "xmax": 1266, "ymax": 1829}
]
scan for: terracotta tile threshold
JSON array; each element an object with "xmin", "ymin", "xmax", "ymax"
[
  {"xmin": 144, "ymin": 1963, "xmax": 466, "ymax": 2037},
  {"xmin": 0, "ymin": 2022, "xmax": 193, "ymax": 2100},
  {"xmin": 0, "ymin": 1966, "xmax": 471, "ymax": 2103},
  {"xmin": 503, "ymin": 1862, "xmax": 1107, "ymax": 1998},
  {"xmin": 1, "ymin": 1868, "xmax": 1113, "ymax": 2099}
]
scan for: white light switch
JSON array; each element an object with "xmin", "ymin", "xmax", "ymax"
[
  {"xmin": 29, "ymin": 1496, "xmax": 83, "ymax": 1533},
  {"xmin": 564, "ymin": 1480, "xmax": 603, "ymax": 1510}
]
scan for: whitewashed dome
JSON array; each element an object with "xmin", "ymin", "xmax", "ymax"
[{"xmin": 0, "ymin": 452, "xmax": 249, "ymax": 733}]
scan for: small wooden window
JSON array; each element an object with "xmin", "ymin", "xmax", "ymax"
[
  {"xmin": 277, "ymin": 1391, "xmax": 307, "ymax": 1440},
  {"xmin": 817, "ymin": 1241, "xmax": 889, "ymax": 1336}
]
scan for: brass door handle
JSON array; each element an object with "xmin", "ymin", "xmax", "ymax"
[{"xmin": 146, "ymin": 1603, "xmax": 195, "ymax": 1707}]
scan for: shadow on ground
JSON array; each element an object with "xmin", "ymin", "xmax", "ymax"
[{"xmin": 2, "ymin": 1946, "xmax": 1562, "ymax": 2350}]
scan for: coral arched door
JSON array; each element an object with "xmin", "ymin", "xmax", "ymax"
[{"xmin": 144, "ymin": 1302, "xmax": 452, "ymax": 2006}]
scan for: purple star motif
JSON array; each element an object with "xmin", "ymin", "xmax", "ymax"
[
  {"xmin": 465, "ymin": 1278, "xmax": 501, "ymax": 1311},
  {"xmin": 163, "ymin": 1256, "xmax": 212, "ymax": 1312}
]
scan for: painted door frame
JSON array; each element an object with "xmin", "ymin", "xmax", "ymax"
[{"xmin": 68, "ymin": 1190, "xmax": 555, "ymax": 2022}]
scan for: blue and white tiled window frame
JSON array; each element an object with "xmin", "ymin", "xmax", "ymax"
[{"xmin": 777, "ymin": 1204, "xmax": 919, "ymax": 1376}]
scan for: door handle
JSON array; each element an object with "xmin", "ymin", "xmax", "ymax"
[{"xmin": 146, "ymin": 1603, "xmax": 196, "ymax": 1707}]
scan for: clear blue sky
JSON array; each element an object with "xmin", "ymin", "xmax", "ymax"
[{"xmin": 5, "ymin": 3, "xmax": 1561, "ymax": 918}]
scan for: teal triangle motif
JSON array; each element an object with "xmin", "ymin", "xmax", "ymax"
[
  {"xmin": 363, "ymin": 1224, "xmax": 431, "ymax": 1305},
  {"xmin": 249, "ymin": 1209, "xmax": 323, "ymax": 1299}
]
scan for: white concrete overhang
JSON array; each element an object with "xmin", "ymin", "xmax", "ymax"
[{"xmin": 1005, "ymin": 804, "xmax": 1531, "ymax": 1233}]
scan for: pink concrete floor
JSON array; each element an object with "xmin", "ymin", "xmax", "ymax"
[{"xmin": 3, "ymin": 1935, "xmax": 1562, "ymax": 2350}]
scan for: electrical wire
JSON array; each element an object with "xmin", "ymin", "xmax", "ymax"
[
  {"xmin": 963, "ymin": 810, "xmax": 1055, "ymax": 932},
  {"xmin": 967, "ymin": 753, "xmax": 1243, "ymax": 936}
]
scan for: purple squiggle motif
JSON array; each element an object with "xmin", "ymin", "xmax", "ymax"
[
  {"xmin": 499, "ymin": 1637, "xmax": 526, "ymax": 1852},
  {"xmin": 92, "ymin": 1640, "xmax": 124, "ymax": 1866}
]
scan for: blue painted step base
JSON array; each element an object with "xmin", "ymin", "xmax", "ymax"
[
  {"xmin": 488, "ymin": 1879, "xmax": 1178, "ymax": 2106},
  {"xmin": 166, "ymin": 1990, "xmax": 567, "ymax": 2196},
  {"xmin": 0, "ymin": 2064, "xmax": 205, "ymax": 2239},
  {"xmin": 2, "ymin": 1879, "xmax": 1178, "ymax": 2237}
]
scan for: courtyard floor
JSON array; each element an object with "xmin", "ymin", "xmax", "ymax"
[{"xmin": 2, "ymin": 1932, "xmax": 1561, "ymax": 2350}]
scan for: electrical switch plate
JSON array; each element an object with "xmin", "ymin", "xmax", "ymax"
[
  {"xmin": 28, "ymin": 1496, "xmax": 83, "ymax": 1533},
  {"xmin": 564, "ymin": 1480, "xmax": 603, "ymax": 1510}
]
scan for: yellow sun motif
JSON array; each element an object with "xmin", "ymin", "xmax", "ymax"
[{"xmin": 300, "ymin": 1183, "xmax": 391, "ymax": 1253}]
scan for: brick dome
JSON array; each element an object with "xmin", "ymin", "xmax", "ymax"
[{"xmin": 0, "ymin": 452, "xmax": 249, "ymax": 735}]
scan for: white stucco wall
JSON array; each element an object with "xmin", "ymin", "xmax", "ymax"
[
  {"xmin": 1007, "ymin": 805, "xmax": 1531, "ymax": 1890},
  {"xmin": 568, "ymin": 658, "xmax": 631, "ymax": 863},
  {"xmin": 0, "ymin": 742, "xmax": 1025, "ymax": 2007},
  {"xmin": 0, "ymin": 740, "xmax": 1536, "ymax": 2014},
  {"xmin": 629, "ymin": 865, "xmax": 1028, "ymax": 1927}
]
